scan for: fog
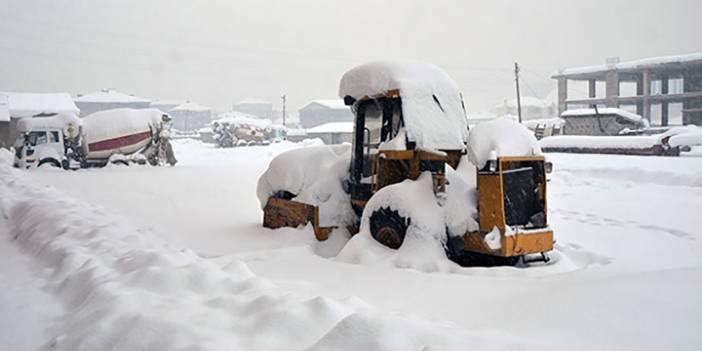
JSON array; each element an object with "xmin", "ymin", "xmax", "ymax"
[{"xmin": 1, "ymin": 0, "xmax": 700, "ymax": 113}]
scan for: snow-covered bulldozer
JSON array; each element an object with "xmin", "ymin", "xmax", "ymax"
[{"xmin": 258, "ymin": 61, "xmax": 553, "ymax": 266}]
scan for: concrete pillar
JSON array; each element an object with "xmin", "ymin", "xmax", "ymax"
[
  {"xmin": 642, "ymin": 69, "xmax": 652, "ymax": 122},
  {"xmin": 557, "ymin": 77, "xmax": 568, "ymax": 116},
  {"xmin": 635, "ymin": 74, "xmax": 644, "ymax": 115},
  {"xmin": 605, "ymin": 71, "xmax": 620, "ymax": 108},
  {"xmin": 588, "ymin": 79, "xmax": 597, "ymax": 98},
  {"xmin": 661, "ymin": 76, "xmax": 669, "ymax": 126}
]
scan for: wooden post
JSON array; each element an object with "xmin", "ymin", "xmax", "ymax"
[{"xmin": 514, "ymin": 62, "xmax": 522, "ymax": 123}]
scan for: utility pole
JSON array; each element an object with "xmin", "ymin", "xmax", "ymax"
[
  {"xmin": 281, "ymin": 94, "xmax": 287, "ymax": 126},
  {"xmin": 514, "ymin": 62, "xmax": 523, "ymax": 123}
]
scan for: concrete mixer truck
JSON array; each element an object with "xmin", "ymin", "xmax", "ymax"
[{"xmin": 13, "ymin": 108, "xmax": 177, "ymax": 169}]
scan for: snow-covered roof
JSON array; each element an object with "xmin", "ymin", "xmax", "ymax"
[
  {"xmin": 339, "ymin": 60, "xmax": 468, "ymax": 150},
  {"xmin": 171, "ymin": 102, "xmax": 211, "ymax": 112},
  {"xmin": 75, "ymin": 89, "xmax": 150, "ymax": 104},
  {"xmin": 0, "ymin": 92, "xmax": 80, "ymax": 118},
  {"xmin": 561, "ymin": 108, "xmax": 643, "ymax": 123},
  {"xmin": 306, "ymin": 122, "xmax": 354, "ymax": 134},
  {"xmin": 302, "ymin": 99, "xmax": 348, "ymax": 110},
  {"xmin": 555, "ymin": 52, "xmax": 702, "ymax": 77}
]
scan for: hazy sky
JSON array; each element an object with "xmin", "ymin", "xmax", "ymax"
[{"xmin": 1, "ymin": 0, "xmax": 700, "ymax": 114}]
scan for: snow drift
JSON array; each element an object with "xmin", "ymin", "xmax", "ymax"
[{"xmin": 0, "ymin": 162, "xmax": 536, "ymax": 351}]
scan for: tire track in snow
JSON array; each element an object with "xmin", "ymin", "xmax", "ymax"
[{"xmin": 551, "ymin": 209, "xmax": 694, "ymax": 240}]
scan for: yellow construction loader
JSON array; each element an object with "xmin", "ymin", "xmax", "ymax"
[{"xmin": 261, "ymin": 61, "xmax": 553, "ymax": 266}]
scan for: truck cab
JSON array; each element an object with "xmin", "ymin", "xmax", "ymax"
[{"xmin": 14, "ymin": 128, "xmax": 67, "ymax": 169}]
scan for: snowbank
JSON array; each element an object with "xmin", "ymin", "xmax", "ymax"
[
  {"xmin": 0, "ymin": 162, "xmax": 534, "ymax": 351},
  {"xmin": 0, "ymin": 148, "xmax": 12, "ymax": 166},
  {"xmin": 468, "ymin": 117, "xmax": 541, "ymax": 168},
  {"xmin": 256, "ymin": 144, "xmax": 356, "ymax": 227},
  {"xmin": 339, "ymin": 61, "xmax": 469, "ymax": 150}
]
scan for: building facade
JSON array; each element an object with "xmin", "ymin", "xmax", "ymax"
[
  {"xmin": 298, "ymin": 99, "xmax": 353, "ymax": 129},
  {"xmin": 553, "ymin": 53, "xmax": 702, "ymax": 126}
]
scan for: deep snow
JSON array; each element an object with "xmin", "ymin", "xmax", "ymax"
[{"xmin": 1, "ymin": 140, "xmax": 702, "ymax": 350}]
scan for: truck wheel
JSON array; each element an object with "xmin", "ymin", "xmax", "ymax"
[
  {"xmin": 451, "ymin": 250, "xmax": 520, "ymax": 267},
  {"xmin": 369, "ymin": 208, "xmax": 409, "ymax": 249},
  {"xmin": 38, "ymin": 158, "xmax": 61, "ymax": 168}
]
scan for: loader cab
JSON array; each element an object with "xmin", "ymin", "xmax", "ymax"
[{"xmin": 346, "ymin": 92, "xmax": 405, "ymax": 208}]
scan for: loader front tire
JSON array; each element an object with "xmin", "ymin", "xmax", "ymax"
[{"xmin": 369, "ymin": 208, "xmax": 409, "ymax": 250}]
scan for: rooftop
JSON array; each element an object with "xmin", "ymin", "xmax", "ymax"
[
  {"xmin": 75, "ymin": 89, "xmax": 151, "ymax": 104},
  {"xmin": 0, "ymin": 92, "xmax": 80, "ymax": 119},
  {"xmin": 302, "ymin": 99, "xmax": 348, "ymax": 110},
  {"xmin": 554, "ymin": 52, "xmax": 702, "ymax": 78}
]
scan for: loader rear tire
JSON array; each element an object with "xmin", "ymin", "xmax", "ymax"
[{"xmin": 369, "ymin": 208, "xmax": 409, "ymax": 250}]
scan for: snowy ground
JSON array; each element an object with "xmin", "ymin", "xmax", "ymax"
[{"xmin": 1, "ymin": 140, "xmax": 702, "ymax": 350}]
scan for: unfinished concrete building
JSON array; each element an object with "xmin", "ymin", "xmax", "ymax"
[{"xmin": 553, "ymin": 53, "xmax": 702, "ymax": 126}]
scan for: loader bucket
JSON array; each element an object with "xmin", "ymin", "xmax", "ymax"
[{"xmin": 262, "ymin": 197, "xmax": 334, "ymax": 241}]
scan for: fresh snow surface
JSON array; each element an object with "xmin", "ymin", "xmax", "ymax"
[
  {"xmin": 0, "ymin": 148, "xmax": 534, "ymax": 351},
  {"xmin": 5, "ymin": 138, "xmax": 702, "ymax": 350},
  {"xmin": 339, "ymin": 60, "xmax": 468, "ymax": 150},
  {"xmin": 561, "ymin": 108, "xmax": 644, "ymax": 123},
  {"xmin": 467, "ymin": 117, "xmax": 541, "ymax": 168}
]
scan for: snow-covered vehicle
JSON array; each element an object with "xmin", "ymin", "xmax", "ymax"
[
  {"xmin": 14, "ymin": 108, "xmax": 177, "ymax": 169},
  {"xmin": 258, "ymin": 61, "xmax": 553, "ymax": 266}
]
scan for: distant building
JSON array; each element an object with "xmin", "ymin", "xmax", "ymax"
[
  {"xmin": 305, "ymin": 121, "xmax": 354, "ymax": 145},
  {"xmin": 553, "ymin": 52, "xmax": 702, "ymax": 126},
  {"xmin": 491, "ymin": 96, "xmax": 557, "ymax": 121},
  {"xmin": 298, "ymin": 99, "xmax": 352, "ymax": 129},
  {"xmin": 233, "ymin": 98, "xmax": 274, "ymax": 120},
  {"xmin": 169, "ymin": 102, "xmax": 212, "ymax": 132},
  {"xmin": 150, "ymin": 100, "xmax": 187, "ymax": 113},
  {"xmin": 0, "ymin": 92, "xmax": 79, "ymax": 148},
  {"xmin": 75, "ymin": 89, "xmax": 151, "ymax": 117}
]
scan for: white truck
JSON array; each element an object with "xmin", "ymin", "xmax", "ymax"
[{"xmin": 14, "ymin": 108, "xmax": 177, "ymax": 169}]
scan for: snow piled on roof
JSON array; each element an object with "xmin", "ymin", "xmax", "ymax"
[
  {"xmin": 305, "ymin": 99, "xmax": 348, "ymax": 110},
  {"xmin": 0, "ymin": 92, "xmax": 79, "ymax": 118},
  {"xmin": 467, "ymin": 117, "xmax": 541, "ymax": 168},
  {"xmin": 557, "ymin": 52, "xmax": 702, "ymax": 76},
  {"xmin": 171, "ymin": 102, "xmax": 211, "ymax": 112},
  {"xmin": 306, "ymin": 122, "xmax": 354, "ymax": 134},
  {"xmin": 339, "ymin": 60, "xmax": 468, "ymax": 150},
  {"xmin": 561, "ymin": 108, "xmax": 643, "ymax": 123},
  {"xmin": 75, "ymin": 89, "xmax": 150, "ymax": 103}
]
